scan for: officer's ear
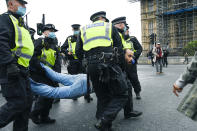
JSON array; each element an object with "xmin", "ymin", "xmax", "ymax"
[
  {"xmin": 7, "ymin": 0, "xmax": 16, "ymax": 11},
  {"xmin": 7, "ymin": 0, "xmax": 14, "ymax": 7}
]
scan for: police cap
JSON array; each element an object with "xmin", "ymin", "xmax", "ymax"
[
  {"xmin": 126, "ymin": 23, "xmax": 129, "ymax": 30},
  {"xmin": 71, "ymin": 24, "xmax": 81, "ymax": 30},
  {"xmin": 90, "ymin": 11, "xmax": 107, "ymax": 21},
  {"xmin": 112, "ymin": 17, "xmax": 126, "ymax": 25},
  {"xmin": 18, "ymin": 0, "xmax": 28, "ymax": 4},
  {"xmin": 42, "ymin": 24, "xmax": 58, "ymax": 32},
  {"xmin": 6, "ymin": 0, "xmax": 28, "ymax": 4}
]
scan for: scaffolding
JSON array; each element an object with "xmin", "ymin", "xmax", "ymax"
[
  {"xmin": 156, "ymin": 0, "xmax": 197, "ymax": 55},
  {"xmin": 128, "ymin": 0, "xmax": 197, "ymax": 56},
  {"xmin": 128, "ymin": 0, "xmax": 140, "ymax": 3}
]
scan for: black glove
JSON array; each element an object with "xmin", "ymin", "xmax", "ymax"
[
  {"xmin": 7, "ymin": 63, "xmax": 20, "ymax": 79},
  {"xmin": 37, "ymin": 62, "xmax": 46, "ymax": 75}
]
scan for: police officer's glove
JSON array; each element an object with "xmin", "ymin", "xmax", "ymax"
[
  {"xmin": 7, "ymin": 63, "xmax": 20, "ymax": 79},
  {"xmin": 38, "ymin": 62, "xmax": 46, "ymax": 75}
]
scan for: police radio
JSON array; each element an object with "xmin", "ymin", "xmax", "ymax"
[{"xmin": 37, "ymin": 14, "xmax": 45, "ymax": 36}]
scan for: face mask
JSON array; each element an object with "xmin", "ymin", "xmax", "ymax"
[
  {"xmin": 48, "ymin": 32, "xmax": 56, "ymax": 39},
  {"xmin": 123, "ymin": 26, "xmax": 127, "ymax": 32},
  {"xmin": 16, "ymin": 6, "xmax": 26, "ymax": 16},
  {"xmin": 74, "ymin": 31, "xmax": 80, "ymax": 35}
]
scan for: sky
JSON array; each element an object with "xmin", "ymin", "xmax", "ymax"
[{"xmin": 0, "ymin": 0, "xmax": 141, "ymax": 46}]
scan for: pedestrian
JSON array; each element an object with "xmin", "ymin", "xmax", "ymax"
[
  {"xmin": 183, "ymin": 52, "xmax": 189, "ymax": 64},
  {"xmin": 150, "ymin": 48, "xmax": 155, "ymax": 66},
  {"xmin": 152, "ymin": 43, "xmax": 163, "ymax": 74},
  {"xmin": 173, "ymin": 52, "xmax": 197, "ymax": 120},
  {"xmin": 112, "ymin": 17, "xmax": 142, "ymax": 119},
  {"xmin": 162, "ymin": 49, "xmax": 169, "ymax": 67},
  {"xmin": 76, "ymin": 11, "xmax": 129, "ymax": 130},
  {"xmin": 29, "ymin": 24, "xmax": 61, "ymax": 124},
  {"xmin": 61, "ymin": 24, "xmax": 93, "ymax": 102},
  {"xmin": 173, "ymin": 51, "xmax": 197, "ymax": 96},
  {"xmin": 0, "ymin": 0, "xmax": 34, "ymax": 130}
]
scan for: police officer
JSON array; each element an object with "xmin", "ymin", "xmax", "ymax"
[
  {"xmin": 124, "ymin": 24, "xmax": 143, "ymax": 99},
  {"xmin": 30, "ymin": 24, "xmax": 61, "ymax": 124},
  {"xmin": 61, "ymin": 24, "xmax": 93, "ymax": 102},
  {"xmin": 61, "ymin": 24, "xmax": 82, "ymax": 75},
  {"xmin": 0, "ymin": 0, "xmax": 34, "ymax": 130},
  {"xmin": 76, "ymin": 11, "xmax": 128, "ymax": 131},
  {"xmin": 112, "ymin": 17, "xmax": 142, "ymax": 118}
]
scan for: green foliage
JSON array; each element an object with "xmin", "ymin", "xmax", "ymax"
[{"xmin": 183, "ymin": 41, "xmax": 197, "ymax": 56}]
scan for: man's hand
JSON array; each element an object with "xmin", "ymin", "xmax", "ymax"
[
  {"xmin": 68, "ymin": 52, "xmax": 72, "ymax": 55},
  {"xmin": 173, "ymin": 84, "xmax": 183, "ymax": 97}
]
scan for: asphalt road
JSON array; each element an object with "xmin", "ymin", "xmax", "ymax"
[{"xmin": 1, "ymin": 64, "xmax": 197, "ymax": 131}]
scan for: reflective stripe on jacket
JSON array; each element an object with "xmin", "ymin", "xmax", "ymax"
[
  {"xmin": 81, "ymin": 21, "xmax": 112, "ymax": 51},
  {"xmin": 9, "ymin": 15, "xmax": 34, "ymax": 67}
]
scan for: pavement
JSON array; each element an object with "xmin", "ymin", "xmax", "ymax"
[{"xmin": 1, "ymin": 64, "xmax": 197, "ymax": 131}]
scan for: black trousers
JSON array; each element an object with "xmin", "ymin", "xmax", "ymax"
[
  {"xmin": 163, "ymin": 57, "xmax": 168, "ymax": 67},
  {"xmin": 88, "ymin": 62, "xmax": 128, "ymax": 122},
  {"xmin": 67, "ymin": 60, "xmax": 82, "ymax": 75},
  {"xmin": 0, "ymin": 75, "xmax": 32, "ymax": 131},
  {"xmin": 30, "ymin": 72, "xmax": 54, "ymax": 119},
  {"xmin": 126, "ymin": 64, "xmax": 141, "ymax": 95},
  {"xmin": 123, "ymin": 86, "xmax": 133, "ymax": 115},
  {"xmin": 32, "ymin": 97, "xmax": 53, "ymax": 118}
]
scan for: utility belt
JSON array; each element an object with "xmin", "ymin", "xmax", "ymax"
[
  {"xmin": 87, "ymin": 48, "xmax": 119, "ymax": 64},
  {"xmin": 18, "ymin": 64, "xmax": 30, "ymax": 77},
  {"xmin": 18, "ymin": 64, "xmax": 29, "ymax": 71}
]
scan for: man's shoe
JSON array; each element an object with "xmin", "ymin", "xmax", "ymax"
[
  {"xmin": 124, "ymin": 111, "xmax": 143, "ymax": 119},
  {"xmin": 95, "ymin": 119, "xmax": 112, "ymax": 131},
  {"xmin": 136, "ymin": 93, "xmax": 141, "ymax": 100},
  {"xmin": 40, "ymin": 117, "xmax": 56, "ymax": 124},
  {"xmin": 84, "ymin": 95, "xmax": 93, "ymax": 103},
  {"xmin": 95, "ymin": 119, "xmax": 102, "ymax": 130},
  {"xmin": 30, "ymin": 115, "xmax": 41, "ymax": 124},
  {"xmin": 53, "ymin": 99, "xmax": 60, "ymax": 104},
  {"xmin": 72, "ymin": 98, "xmax": 78, "ymax": 101}
]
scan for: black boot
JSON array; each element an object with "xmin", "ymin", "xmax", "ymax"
[
  {"xmin": 72, "ymin": 98, "xmax": 78, "ymax": 101},
  {"xmin": 124, "ymin": 111, "xmax": 143, "ymax": 119},
  {"xmin": 40, "ymin": 117, "xmax": 56, "ymax": 124},
  {"xmin": 30, "ymin": 113, "xmax": 41, "ymax": 124},
  {"xmin": 95, "ymin": 119, "xmax": 112, "ymax": 131},
  {"xmin": 84, "ymin": 94, "xmax": 93, "ymax": 103},
  {"xmin": 136, "ymin": 93, "xmax": 141, "ymax": 100},
  {"xmin": 53, "ymin": 99, "xmax": 60, "ymax": 104}
]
